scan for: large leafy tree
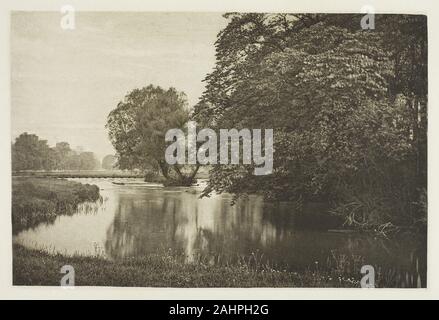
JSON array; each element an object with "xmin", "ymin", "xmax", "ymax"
[
  {"xmin": 106, "ymin": 85, "xmax": 198, "ymax": 184},
  {"xmin": 53, "ymin": 142, "xmax": 73, "ymax": 170},
  {"xmin": 78, "ymin": 152, "xmax": 100, "ymax": 170},
  {"xmin": 12, "ymin": 133, "xmax": 55, "ymax": 171},
  {"xmin": 12, "ymin": 133, "xmax": 102, "ymax": 171},
  {"xmin": 102, "ymin": 154, "xmax": 117, "ymax": 170},
  {"xmin": 194, "ymin": 14, "xmax": 427, "ymax": 227}
]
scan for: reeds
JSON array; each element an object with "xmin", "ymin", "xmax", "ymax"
[{"xmin": 12, "ymin": 177, "xmax": 101, "ymax": 233}]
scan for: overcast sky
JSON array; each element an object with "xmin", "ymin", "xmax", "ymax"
[{"xmin": 11, "ymin": 12, "xmax": 227, "ymax": 160}]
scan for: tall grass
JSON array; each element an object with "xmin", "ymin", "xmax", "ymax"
[
  {"xmin": 329, "ymin": 165, "xmax": 427, "ymax": 235},
  {"xmin": 13, "ymin": 244, "xmax": 365, "ymax": 288},
  {"xmin": 12, "ymin": 177, "xmax": 100, "ymax": 233}
]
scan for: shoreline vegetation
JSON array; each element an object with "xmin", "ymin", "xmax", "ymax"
[
  {"xmin": 11, "ymin": 173, "xmax": 424, "ymax": 234},
  {"xmin": 12, "ymin": 176, "xmax": 423, "ymax": 288},
  {"xmin": 12, "ymin": 177, "xmax": 101, "ymax": 234},
  {"xmin": 12, "ymin": 170, "xmax": 155, "ymax": 180},
  {"xmin": 13, "ymin": 244, "xmax": 363, "ymax": 288}
]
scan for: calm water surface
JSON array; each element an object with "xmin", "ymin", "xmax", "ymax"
[{"xmin": 14, "ymin": 178, "xmax": 426, "ymax": 287}]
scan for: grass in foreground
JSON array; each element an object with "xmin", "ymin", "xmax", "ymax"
[
  {"xmin": 12, "ymin": 177, "xmax": 100, "ymax": 233},
  {"xmin": 13, "ymin": 245, "xmax": 362, "ymax": 288}
]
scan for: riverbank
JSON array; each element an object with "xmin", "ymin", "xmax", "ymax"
[
  {"xmin": 13, "ymin": 244, "xmax": 360, "ymax": 287},
  {"xmin": 12, "ymin": 176, "xmax": 423, "ymax": 288},
  {"xmin": 12, "ymin": 170, "xmax": 146, "ymax": 179},
  {"xmin": 12, "ymin": 177, "xmax": 100, "ymax": 233},
  {"xmin": 12, "ymin": 169, "xmax": 209, "ymax": 180}
]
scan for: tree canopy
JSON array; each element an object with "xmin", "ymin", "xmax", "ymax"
[
  {"xmin": 12, "ymin": 133, "xmax": 100, "ymax": 171},
  {"xmin": 193, "ymin": 14, "xmax": 427, "ymax": 227},
  {"xmin": 106, "ymin": 85, "xmax": 199, "ymax": 184}
]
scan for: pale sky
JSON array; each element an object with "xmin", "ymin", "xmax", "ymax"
[{"xmin": 11, "ymin": 12, "xmax": 227, "ymax": 160}]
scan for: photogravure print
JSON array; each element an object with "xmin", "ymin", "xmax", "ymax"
[{"xmin": 11, "ymin": 10, "xmax": 427, "ymax": 289}]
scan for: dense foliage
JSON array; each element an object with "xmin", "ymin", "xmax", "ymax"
[
  {"xmin": 106, "ymin": 85, "xmax": 199, "ymax": 185},
  {"xmin": 102, "ymin": 154, "xmax": 117, "ymax": 170},
  {"xmin": 12, "ymin": 133, "xmax": 101, "ymax": 171},
  {"xmin": 12, "ymin": 177, "xmax": 100, "ymax": 233},
  {"xmin": 193, "ymin": 14, "xmax": 427, "ymax": 228}
]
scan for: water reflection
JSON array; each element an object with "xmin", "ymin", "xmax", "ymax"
[{"xmin": 14, "ymin": 178, "xmax": 426, "ymax": 288}]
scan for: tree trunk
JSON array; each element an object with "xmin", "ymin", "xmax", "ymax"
[{"xmin": 158, "ymin": 160, "xmax": 170, "ymax": 179}]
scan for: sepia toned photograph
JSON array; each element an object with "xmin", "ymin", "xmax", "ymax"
[{"xmin": 10, "ymin": 11, "xmax": 427, "ymax": 289}]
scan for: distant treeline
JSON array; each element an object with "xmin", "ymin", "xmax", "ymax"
[{"xmin": 12, "ymin": 132, "xmax": 101, "ymax": 171}]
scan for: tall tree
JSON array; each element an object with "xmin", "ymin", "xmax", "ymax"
[
  {"xmin": 106, "ymin": 85, "xmax": 199, "ymax": 184},
  {"xmin": 53, "ymin": 142, "xmax": 73, "ymax": 170},
  {"xmin": 78, "ymin": 152, "xmax": 100, "ymax": 170},
  {"xmin": 194, "ymin": 14, "xmax": 427, "ymax": 227}
]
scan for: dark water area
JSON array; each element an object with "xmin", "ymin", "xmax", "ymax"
[{"xmin": 14, "ymin": 178, "xmax": 427, "ymax": 288}]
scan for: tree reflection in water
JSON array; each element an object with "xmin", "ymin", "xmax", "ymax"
[{"xmin": 103, "ymin": 184, "xmax": 426, "ymax": 287}]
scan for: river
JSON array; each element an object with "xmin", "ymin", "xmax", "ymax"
[{"xmin": 13, "ymin": 178, "xmax": 427, "ymax": 288}]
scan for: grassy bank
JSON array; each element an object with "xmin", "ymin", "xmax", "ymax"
[
  {"xmin": 11, "ymin": 177, "xmax": 408, "ymax": 288},
  {"xmin": 12, "ymin": 177, "xmax": 100, "ymax": 233},
  {"xmin": 13, "ymin": 244, "xmax": 361, "ymax": 287}
]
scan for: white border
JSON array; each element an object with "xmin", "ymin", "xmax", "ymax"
[{"xmin": 0, "ymin": 0, "xmax": 437, "ymax": 300}]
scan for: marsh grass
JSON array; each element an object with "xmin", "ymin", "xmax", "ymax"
[
  {"xmin": 13, "ymin": 244, "xmax": 365, "ymax": 288},
  {"xmin": 12, "ymin": 177, "xmax": 101, "ymax": 233},
  {"xmin": 13, "ymin": 243, "xmax": 414, "ymax": 287},
  {"xmin": 12, "ymin": 170, "xmax": 145, "ymax": 179}
]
